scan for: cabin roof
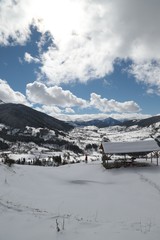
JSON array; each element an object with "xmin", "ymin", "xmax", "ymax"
[{"xmin": 101, "ymin": 139, "xmax": 160, "ymax": 155}]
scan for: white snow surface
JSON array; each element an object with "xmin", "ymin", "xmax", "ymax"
[
  {"xmin": 1, "ymin": 161, "xmax": 160, "ymax": 240},
  {"xmin": 102, "ymin": 140, "xmax": 160, "ymax": 154}
]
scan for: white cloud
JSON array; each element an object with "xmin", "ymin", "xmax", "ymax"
[
  {"xmin": 0, "ymin": 79, "xmax": 28, "ymax": 104},
  {"xmin": 35, "ymin": 105, "xmax": 62, "ymax": 116},
  {"xmin": 0, "ymin": 0, "xmax": 160, "ymax": 89},
  {"xmin": 38, "ymin": 0, "xmax": 160, "ymax": 86},
  {"xmin": 40, "ymin": 35, "xmax": 115, "ymax": 85},
  {"xmin": 24, "ymin": 52, "xmax": 40, "ymax": 63},
  {"xmin": 35, "ymin": 105, "xmax": 75, "ymax": 118},
  {"xmin": 32, "ymin": 103, "xmax": 150, "ymax": 122},
  {"xmin": 26, "ymin": 82, "xmax": 140, "ymax": 115},
  {"xmin": 65, "ymin": 108, "xmax": 75, "ymax": 114},
  {"xmin": 49, "ymin": 112, "xmax": 151, "ymax": 122},
  {"xmin": 90, "ymin": 93, "xmax": 140, "ymax": 113},
  {"xmin": 26, "ymin": 81, "xmax": 87, "ymax": 107},
  {"xmin": 0, "ymin": 0, "xmax": 33, "ymax": 45},
  {"xmin": 129, "ymin": 60, "xmax": 160, "ymax": 94},
  {"xmin": 26, "ymin": 81, "xmax": 140, "ymax": 113},
  {"xmin": 146, "ymin": 88, "xmax": 159, "ymax": 96},
  {"xmin": 25, "ymin": 79, "xmax": 143, "ymax": 116}
]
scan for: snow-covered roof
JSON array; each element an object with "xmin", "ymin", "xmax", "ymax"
[{"xmin": 101, "ymin": 140, "xmax": 160, "ymax": 154}]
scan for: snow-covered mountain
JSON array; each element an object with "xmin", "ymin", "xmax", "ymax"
[
  {"xmin": 71, "ymin": 115, "xmax": 160, "ymax": 128},
  {"xmin": 122, "ymin": 115, "xmax": 160, "ymax": 127},
  {"xmin": 0, "ymin": 103, "xmax": 78, "ymax": 154},
  {"xmin": 71, "ymin": 117, "xmax": 122, "ymax": 127},
  {"xmin": 0, "ymin": 103, "xmax": 73, "ymax": 131}
]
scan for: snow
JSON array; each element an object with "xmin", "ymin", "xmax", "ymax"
[
  {"xmin": 102, "ymin": 139, "xmax": 160, "ymax": 154},
  {"xmin": 0, "ymin": 122, "xmax": 160, "ymax": 239},
  {"xmin": 1, "ymin": 160, "xmax": 160, "ymax": 240}
]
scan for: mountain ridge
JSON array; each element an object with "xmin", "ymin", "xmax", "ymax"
[
  {"xmin": 122, "ymin": 115, "xmax": 160, "ymax": 127},
  {"xmin": 71, "ymin": 117, "xmax": 122, "ymax": 128},
  {"xmin": 0, "ymin": 103, "xmax": 73, "ymax": 131},
  {"xmin": 0, "ymin": 101, "xmax": 160, "ymax": 130},
  {"xmin": 71, "ymin": 115, "xmax": 160, "ymax": 128}
]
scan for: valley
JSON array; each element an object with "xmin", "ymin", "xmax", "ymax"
[{"xmin": 0, "ymin": 103, "xmax": 160, "ymax": 240}]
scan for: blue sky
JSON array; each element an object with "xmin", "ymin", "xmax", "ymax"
[{"xmin": 0, "ymin": 0, "xmax": 160, "ymax": 121}]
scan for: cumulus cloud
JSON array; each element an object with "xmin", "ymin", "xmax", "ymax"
[
  {"xmin": 35, "ymin": 105, "xmax": 75, "ymax": 118},
  {"xmin": 0, "ymin": 0, "xmax": 33, "ymax": 45},
  {"xmin": 90, "ymin": 93, "xmax": 140, "ymax": 113},
  {"xmin": 38, "ymin": 0, "xmax": 160, "ymax": 87},
  {"xmin": 129, "ymin": 60, "xmax": 160, "ymax": 95},
  {"xmin": 33, "ymin": 104, "xmax": 148, "ymax": 122},
  {"xmin": 26, "ymin": 81, "xmax": 87, "ymax": 107},
  {"xmin": 0, "ymin": 79, "xmax": 28, "ymax": 104},
  {"xmin": 65, "ymin": 108, "xmax": 75, "ymax": 114},
  {"xmin": 0, "ymin": 0, "xmax": 160, "ymax": 90},
  {"xmin": 35, "ymin": 105, "xmax": 62, "ymax": 116},
  {"xmin": 40, "ymin": 35, "xmax": 115, "ymax": 85},
  {"xmin": 24, "ymin": 52, "xmax": 40, "ymax": 63},
  {"xmin": 26, "ymin": 81, "xmax": 140, "ymax": 114}
]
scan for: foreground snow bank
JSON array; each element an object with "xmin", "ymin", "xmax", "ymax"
[{"xmin": 0, "ymin": 162, "xmax": 160, "ymax": 240}]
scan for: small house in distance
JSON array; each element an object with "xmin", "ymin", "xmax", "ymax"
[{"xmin": 100, "ymin": 139, "xmax": 160, "ymax": 168}]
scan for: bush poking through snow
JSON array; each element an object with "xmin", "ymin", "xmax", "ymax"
[
  {"xmin": 56, "ymin": 219, "xmax": 60, "ymax": 232},
  {"xmin": 55, "ymin": 218, "xmax": 65, "ymax": 232}
]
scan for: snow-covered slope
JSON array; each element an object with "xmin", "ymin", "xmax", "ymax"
[
  {"xmin": 0, "ymin": 161, "xmax": 160, "ymax": 240},
  {"xmin": 0, "ymin": 103, "xmax": 73, "ymax": 131}
]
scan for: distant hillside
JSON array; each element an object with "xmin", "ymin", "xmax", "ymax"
[
  {"xmin": 72, "ymin": 117, "xmax": 121, "ymax": 128},
  {"xmin": 0, "ymin": 103, "xmax": 73, "ymax": 131},
  {"xmin": 71, "ymin": 115, "xmax": 160, "ymax": 128},
  {"xmin": 122, "ymin": 115, "xmax": 160, "ymax": 127}
]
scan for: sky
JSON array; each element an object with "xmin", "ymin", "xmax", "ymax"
[{"xmin": 0, "ymin": 0, "xmax": 160, "ymax": 121}]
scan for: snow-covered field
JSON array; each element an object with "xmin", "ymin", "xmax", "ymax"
[{"xmin": 1, "ymin": 160, "xmax": 160, "ymax": 240}]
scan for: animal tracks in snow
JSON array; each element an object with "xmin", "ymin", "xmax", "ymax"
[
  {"xmin": 0, "ymin": 197, "xmax": 62, "ymax": 220},
  {"xmin": 137, "ymin": 172, "xmax": 160, "ymax": 195}
]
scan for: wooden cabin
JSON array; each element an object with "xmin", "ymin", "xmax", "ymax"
[{"xmin": 100, "ymin": 139, "xmax": 160, "ymax": 166}]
